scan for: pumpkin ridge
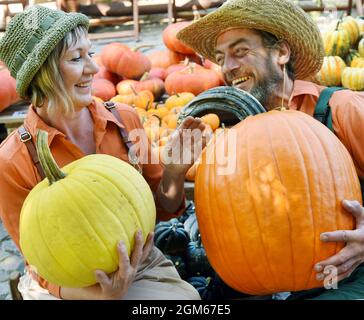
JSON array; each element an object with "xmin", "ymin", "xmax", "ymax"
[
  {"xmin": 211, "ymin": 140, "xmax": 242, "ymax": 290},
  {"xmin": 59, "ymin": 180, "xmax": 119, "ymax": 269},
  {"xmin": 246, "ymin": 119, "xmax": 278, "ymax": 293},
  {"xmin": 35, "ymin": 188, "xmax": 89, "ymax": 286},
  {"xmin": 88, "ymin": 163, "xmax": 154, "ymax": 234},
  {"xmin": 281, "ymin": 112, "xmax": 317, "ymax": 290},
  {"xmin": 267, "ymin": 113, "xmax": 296, "ymax": 290},
  {"xmin": 218, "ymin": 129, "xmax": 266, "ymax": 293},
  {"xmin": 27, "ymin": 191, "xmax": 65, "ymax": 283},
  {"xmin": 301, "ymin": 117, "xmax": 326, "ymax": 290},
  {"xmin": 68, "ymin": 171, "xmax": 133, "ymax": 258},
  {"xmin": 81, "ymin": 158, "xmax": 154, "ymax": 229},
  {"xmin": 196, "ymin": 147, "xmax": 227, "ymax": 286},
  {"xmin": 300, "ymin": 115, "xmax": 346, "ymax": 257}
]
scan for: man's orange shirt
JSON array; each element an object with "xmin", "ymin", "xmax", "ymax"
[{"xmin": 289, "ymin": 80, "xmax": 364, "ymax": 178}]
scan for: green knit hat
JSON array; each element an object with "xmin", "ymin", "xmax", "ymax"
[{"xmin": 0, "ymin": 5, "xmax": 89, "ymax": 99}]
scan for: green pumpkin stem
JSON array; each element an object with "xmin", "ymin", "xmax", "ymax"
[{"xmin": 36, "ymin": 130, "xmax": 66, "ymax": 184}]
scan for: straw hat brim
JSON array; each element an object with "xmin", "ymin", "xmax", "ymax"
[{"xmin": 177, "ymin": 0, "xmax": 324, "ymax": 80}]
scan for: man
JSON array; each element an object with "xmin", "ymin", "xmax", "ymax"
[{"xmin": 177, "ymin": 0, "xmax": 364, "ymax": 299}]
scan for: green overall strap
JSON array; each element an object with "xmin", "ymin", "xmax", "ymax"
[{"xmin": 313, "ymin": 86, "xmax": 344, "ymax": 131}]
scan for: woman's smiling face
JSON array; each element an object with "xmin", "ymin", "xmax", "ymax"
[{"xmin": 59, "ymin": 33, "xmax": 99, "ymax": 111}]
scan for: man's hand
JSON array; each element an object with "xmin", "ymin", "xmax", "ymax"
[
  {"xmin": 95, "ymin": 230, "xmax": 154, "ymax": 300},
  {"xmin": 162, "ymin": 116, "xmax": 209, "ymax": 175},
  {"xmin": 315, "ymin": 200, "xmax": 364, "ymax": 283}
]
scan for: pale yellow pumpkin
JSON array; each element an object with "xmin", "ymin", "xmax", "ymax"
[
  {"xmin": 322, "ymin": 25, "xmax": 351, "ymax": 58},
  {"xmin": 20, "ymin": 131, "xmax": 156, "ymax": 287},
  {"xmin": 339, "ymin": 16, "xmax": 360, "ymax": 45},
  {"xmin": 359, "ymin": 38, "xmax": 364, "ymax": 57},
  {"xmin": 351, "ymin": 56, "xmax": 364, "ymax": 68},
  {"xmin": 316, "ymin": 56, "xmax": 346, "ymax": 86},
  {"xmin": 341, "ymin": 67, "xmax": 364, "ymax": 91}
]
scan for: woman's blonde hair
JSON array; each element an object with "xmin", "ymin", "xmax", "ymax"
[{"xmin": 29, "ymin": 25, "xmax": 88, "ymax": 116}]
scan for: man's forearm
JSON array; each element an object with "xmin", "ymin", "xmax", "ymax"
[{"xmin": 156, "ymin": 168, "xmax": 186, "ymax": 213}]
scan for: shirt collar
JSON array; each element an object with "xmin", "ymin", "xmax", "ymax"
[
  {"xmin": 23, "ymin": 99, "xmax": 124, "ymax": 142},
  {"xmin": 89, "ymin": 100, "xmax": 125, "ymax": 130},
  {"xmin": 24, "ymin": 105, "xmax": 65, "ymax": 144},
  {"xmin": 288, "ymin": 80, "xmax": 324, "ymax": 109}
]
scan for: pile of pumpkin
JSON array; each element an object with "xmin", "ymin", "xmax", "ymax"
[
  {"xmin": 317, "ymin": 16, "xmax": 364, "ymax": 90},
  {"xmin": 91, "ymin": 20, "xmax": 226, "ymax": 180}
]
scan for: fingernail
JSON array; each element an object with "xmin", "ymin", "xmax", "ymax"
[
  {"xmin": 324, "ymin": 268, "xmax": 332, "ymax": 275},
  {"xmin": 315, "ymin": 264, "xmax": 323, "ymax": 272},
  {"xmin": 343, "ymin": 200, "xmax": 354, "ymax": 209},
  {"xmin": 320, "ymin": 234, "xmax": 328, "ymax": 241},
  {"xmin": 118, "ymin": 240, "xmax": 124, "ymax": 247},
  {"xmin": 316, "ymin": 273, "xmax": 324, "ymax": 281}
]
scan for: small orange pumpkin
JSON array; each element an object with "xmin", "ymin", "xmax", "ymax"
[
  {"xmin": 134, "ymin": 90, "xmax": 154, "ymax": 110},
  {"xmin": 91, "ymin": 79, "xmax": 116, "ymax": 102},
  {"xmin": 165, "ymin": 64, "xmax": 221, "ymax": 96},
  {"xmin": 135, "ymin": 73, "xmax": 165, "ymax": 100},
  {"xmin": 101, "ymin": 43, "xmax": 151, "ymax": 79},
  {"xmin": 0, "ymin": 69, "xmax": 20, "ymax": 111},
  {"xmin": 162, "ymin": 22, "xmax": 195, "ymax": 55}
]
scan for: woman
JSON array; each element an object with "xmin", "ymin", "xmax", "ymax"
[{"xmin": 0, "ymin": 6, "xmax": 204, "ymax": 300}]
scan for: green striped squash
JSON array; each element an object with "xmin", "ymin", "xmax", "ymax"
[
  {"xmin": 342, "ymin": 67, "xmax": 364, "ymax": 91},
  {"xmin": 316, "ymin": 56, "xmax": 346, "ymax": 86},
  {"xmin": 322, "ymin": 26, "xmax": 351, "ymax": 58}
]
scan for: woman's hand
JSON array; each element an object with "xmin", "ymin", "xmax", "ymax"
[
  {"xmin": 315, "ymin": 200, "xmax": 364, "ymax": 283},
  {"xmin": 95, "ymin": 230, "xmax": 154, "ymax": 300},
  {"xmin": 60, "ymin": 231, "xmax": 154, "ymax": 300},
  {"xmin": 162, "ymin": 116, "xmax": 209, "ymax": 176}
]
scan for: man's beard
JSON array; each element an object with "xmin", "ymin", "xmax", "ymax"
[{"xmin": 249, "ymin": 58, "xmax": 283, "ymax": 110}]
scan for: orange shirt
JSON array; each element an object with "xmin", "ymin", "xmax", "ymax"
[
  {"xmin": 289, "ymin": 80, "xmax": 364, "ymax": 178},
  {"xmin": 0, "ymin": 100, "xmax": 185, "ymax": 297}
]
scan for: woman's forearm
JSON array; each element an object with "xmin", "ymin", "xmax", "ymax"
[
  {"xmin": 156, "ymin": 168, "xmax": 185, "ymax": 213},
  {"xmin": 60, "ymin": 284, "xmax": 103, "ymax": 300}
]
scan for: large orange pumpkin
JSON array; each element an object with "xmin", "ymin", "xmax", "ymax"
[
  {"xmin": 101, "ymin": 43, "xmax": 151, "ymax": 79},
  {"xmin": 194, "ymin": 110, "xmax": 362, "ymax": 295}
]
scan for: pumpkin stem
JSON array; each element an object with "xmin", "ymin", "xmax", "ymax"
[
  {"xmin": 140, "ymin": 72, "xmax": 150, "ymax": 82},
  {"xmin": 192, "ymin": 5, "xmax": 200, "ymax": 21},
  {"xmin": 132, "ymin": 44, "xmax": 154, "ymax": 52},
  {"xmin": 130, "ymin": 84, "xmax": 138, "ymax": 96},
  {"xmin": 146, "ymin": 98, "xmax": 151, "ymax": 110},
  {"xmin": 36, "ymin": 130, "xmax": 66, "ymax": 184},
  {"xmin": 335, "ymin": 20, "xmax": 341, "ymax": 31},
  {"xmin": 188, "ymin": 63, "xmax": 196, "ymax": 74}
]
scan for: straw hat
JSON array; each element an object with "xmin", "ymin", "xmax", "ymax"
[
  {"xmin": 0, "ymin": 6, "xmax": 89, "ymax": 98},
  {"xmin": 177, "ymin": 0, "xmax": 324, "ymax": 80}
]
